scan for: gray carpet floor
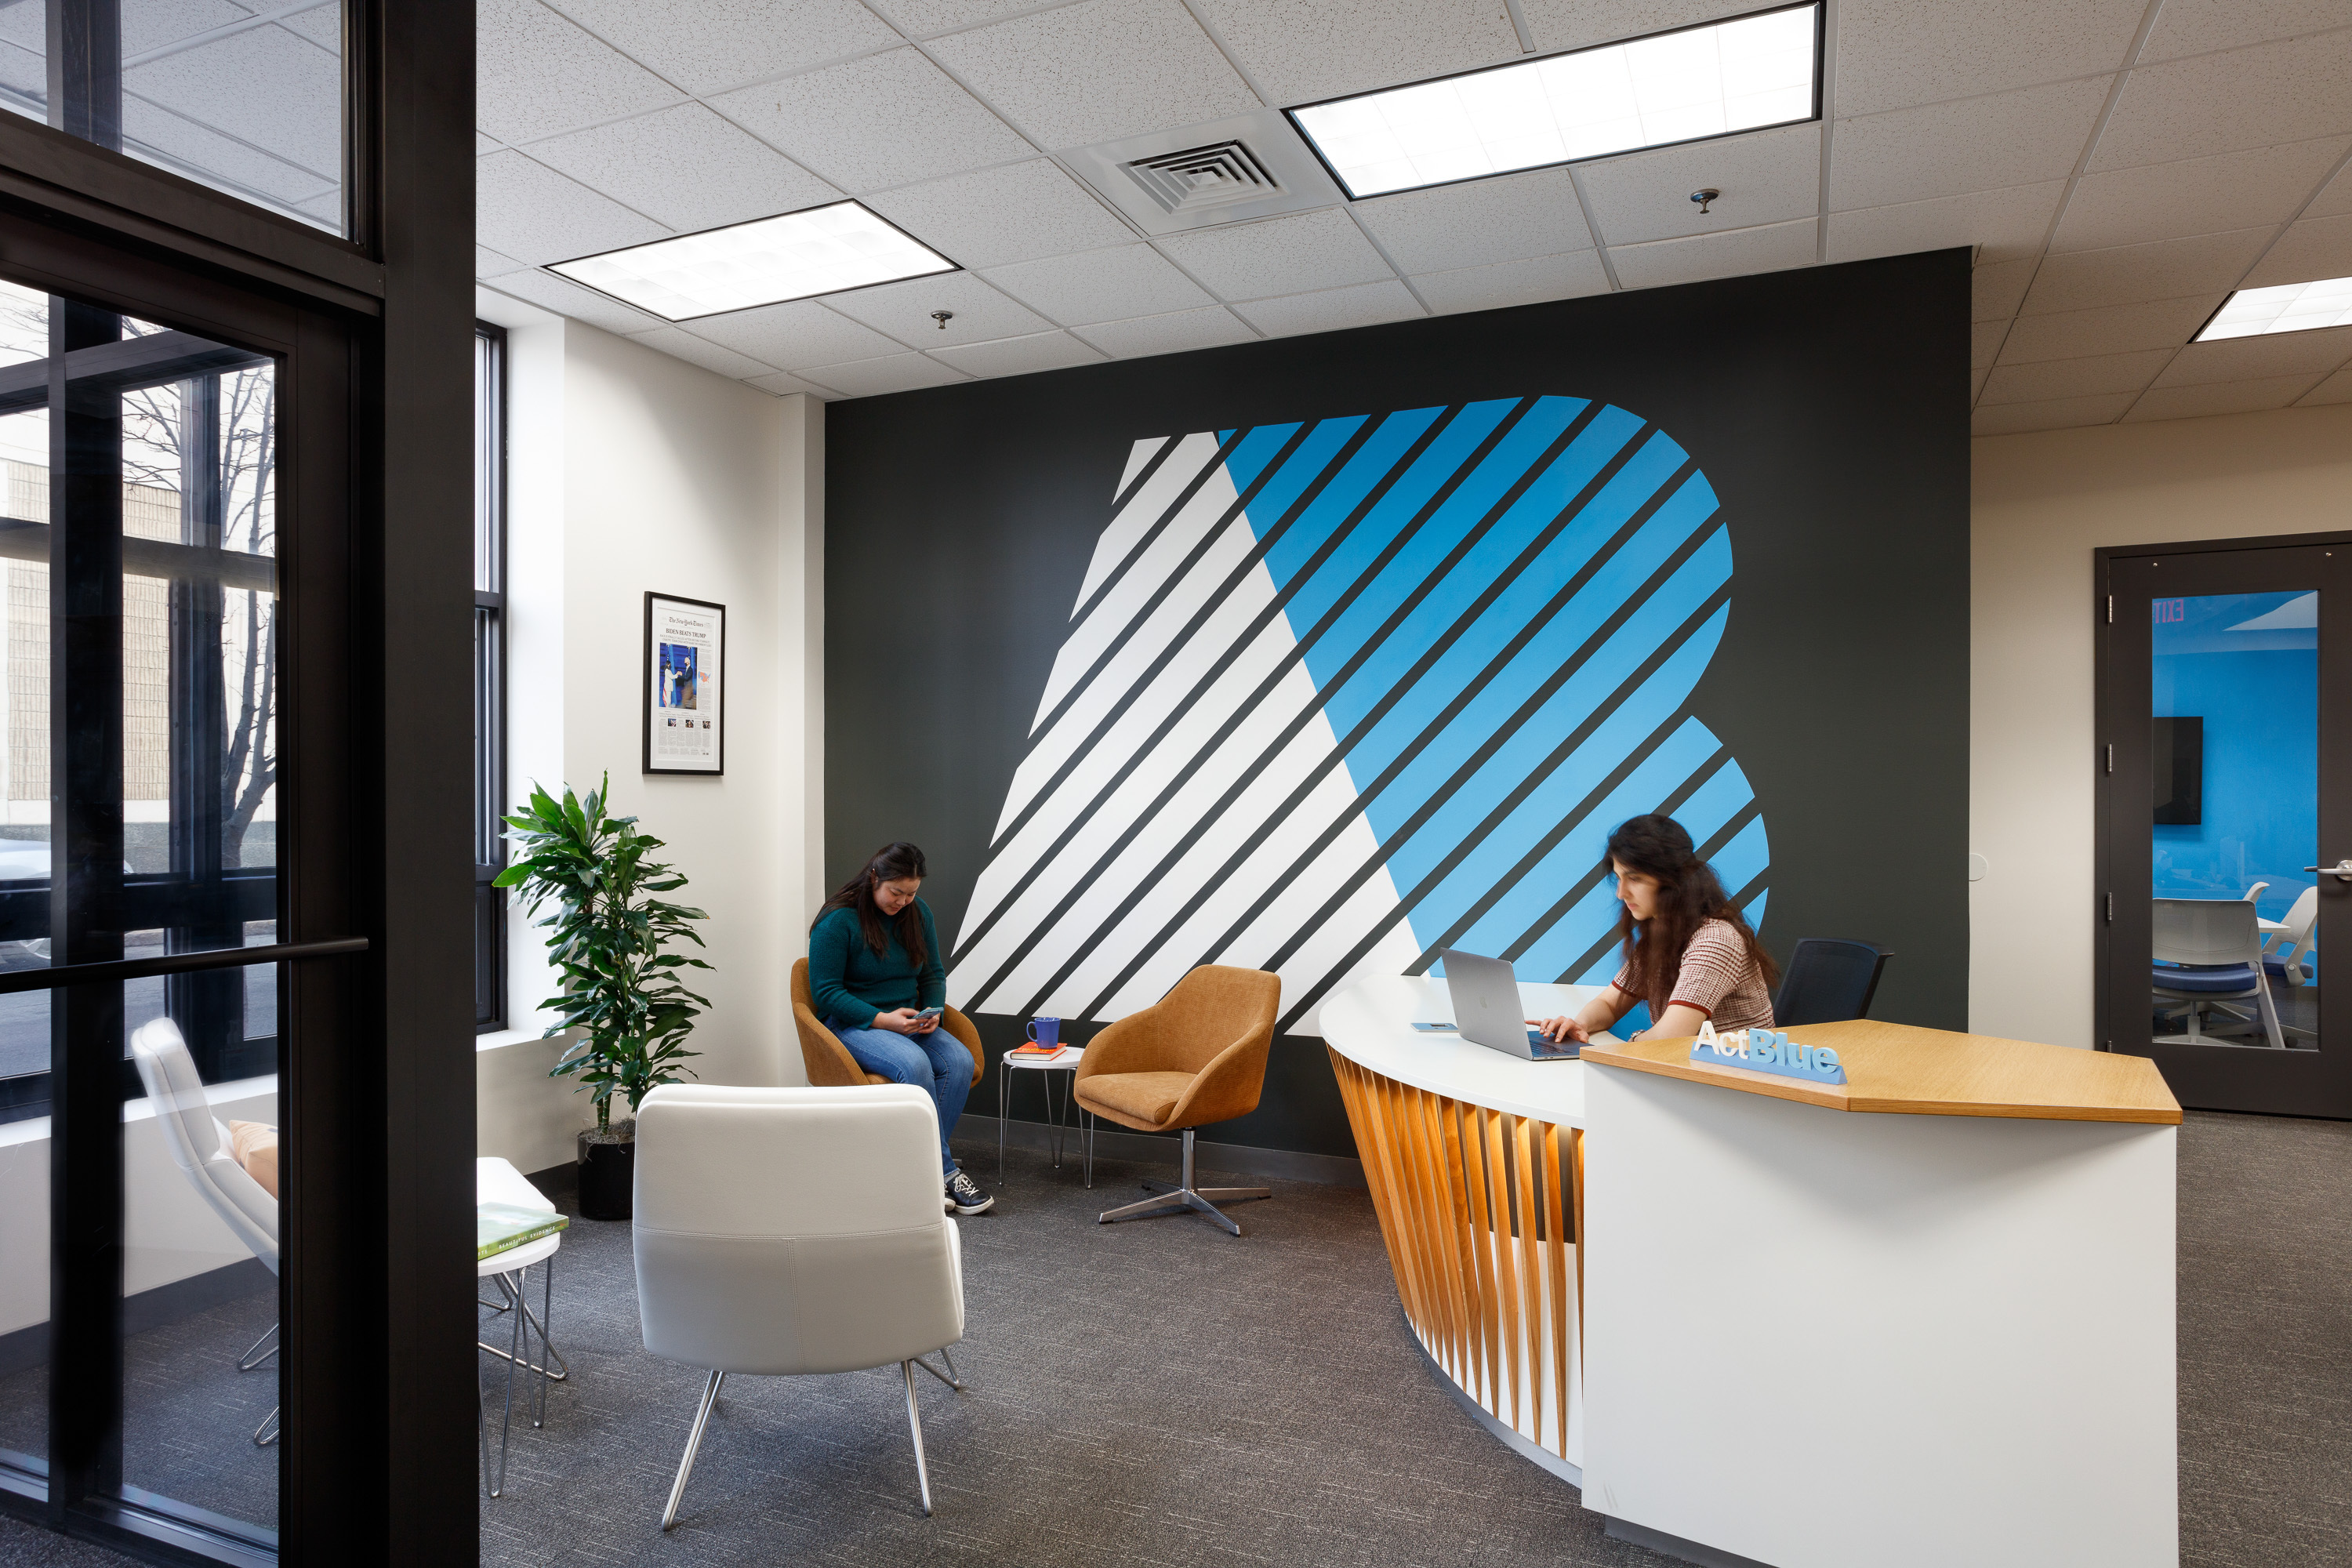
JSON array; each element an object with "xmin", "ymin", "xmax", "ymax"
[{"xmin": 2, "ymin": 1108, "xmax": 2348, "ymax": 1566}]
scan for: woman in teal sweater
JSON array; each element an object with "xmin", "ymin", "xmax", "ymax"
[{"xmin": 808, "ymin": 842, "xmax": 991, "ymax": 1215}]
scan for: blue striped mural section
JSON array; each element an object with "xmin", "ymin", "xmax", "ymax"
[{"xmin": 947, "ymin": 396, "xmax": 1768, "ymax": 1036}]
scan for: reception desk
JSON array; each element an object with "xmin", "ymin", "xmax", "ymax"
[{"xmin": 1324, "ymin": 981, "xmax": 2183, "ymax": 1568}]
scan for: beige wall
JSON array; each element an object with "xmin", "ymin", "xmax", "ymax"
[{"xmin": 1970, "ymin": 402, "xmax": 2352, "ymax": 1048}]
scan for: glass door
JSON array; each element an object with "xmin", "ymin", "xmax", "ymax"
[{"xmin": 2100, "ymin": 538, "xmax": 2352, "ymax": 1117}]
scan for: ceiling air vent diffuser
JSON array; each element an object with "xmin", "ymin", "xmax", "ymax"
[
  {"xmin": 1123, "ymin": 141, "xmax": 1279, "ymax": 217},
  {"xmin": 1065, "ymin": 110, "xmax": 1342, "ymax": 235}
]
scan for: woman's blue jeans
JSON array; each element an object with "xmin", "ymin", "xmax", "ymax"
[{"xmin": 830, "ymin": 1019, "xmax": 972, "ymax": 1177}]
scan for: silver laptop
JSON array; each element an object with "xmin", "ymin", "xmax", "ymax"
[{"xmin": 1436, "ymin": 950, "xmax": 1580, "ymax": 1061}]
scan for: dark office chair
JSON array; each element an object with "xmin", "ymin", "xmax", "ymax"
[{"xmin": 1773, "ymin": 939, "xmax": 1892, "ymax": 1026}]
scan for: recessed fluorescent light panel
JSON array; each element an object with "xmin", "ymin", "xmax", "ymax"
[
  {"xmin": 1287, "ymin": 2, "xmax": 1820, "ymax": 199},
  {"xmin": 550, "ymin": 201, "xmax": 956, "ymax": 321},
  {"xmin": 2194, "ymin": 276, "xmax": 2352, "ymax": 341}
]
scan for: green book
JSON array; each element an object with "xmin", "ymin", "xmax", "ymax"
[{"xmin": 478, "ymin": 1202, "xmax": 569, "ymax": 1262}]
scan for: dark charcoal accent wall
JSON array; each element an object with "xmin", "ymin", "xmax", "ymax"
[{"xmin": 825, "ymin": 248, "xmax": 1970, "ymax": 1160}]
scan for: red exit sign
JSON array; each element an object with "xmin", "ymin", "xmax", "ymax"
[{"xmin": 2153, "ymin": 598, "xmax": 2186, "ymax": 623}]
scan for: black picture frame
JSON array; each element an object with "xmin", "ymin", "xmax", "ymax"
[{"xmin": 643, "ymin": 591, "xmax": 727, "ymax": 775}]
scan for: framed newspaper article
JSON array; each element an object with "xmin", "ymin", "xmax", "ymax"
[{"xmin": 643, "ymin": 593, "xmax": 725, "ymax": 775}]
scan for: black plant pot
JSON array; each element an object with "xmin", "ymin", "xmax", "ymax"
[{"xmin": 578, "ymin": 1133, "xmax": 636, "ymax": 1221}]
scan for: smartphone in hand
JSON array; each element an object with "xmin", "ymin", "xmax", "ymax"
[{"xmin": 914, "ymin": 1005, "xmax": 943, "ymax": 1022}]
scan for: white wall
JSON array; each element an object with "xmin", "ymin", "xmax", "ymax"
[
  {"xmin": 473, "ymin": 291, "xmax": 826, "ymax": 1172},
  {"xmin": 1969, "ymin": 402, "xmax": 2352, "ymax": 1049}
]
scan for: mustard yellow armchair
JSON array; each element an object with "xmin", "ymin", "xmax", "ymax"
[
  {"xmin": 1073, "ymin": 964, "xmax": 1279, "ymax": 1236},
  {"xmin": 789, "ymin": 958, "xmax": 982, "ymax": 1090}
]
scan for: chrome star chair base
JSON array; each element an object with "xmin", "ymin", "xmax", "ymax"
[{"xmin": 1094, "ymin": 1126, "xmax": 1269, "ymax": 1238}]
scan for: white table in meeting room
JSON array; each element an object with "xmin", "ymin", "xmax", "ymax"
[{"xmin": 1321, "ymin": 974, "xmax": 2183, "ymax": 1568}]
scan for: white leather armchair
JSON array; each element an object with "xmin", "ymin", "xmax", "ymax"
[
  {"xmin": 129, "ymin": 1017, "xmax": 281, "ymax": 1444},
  {"xmin": 633, "ymin": 1083, "xmax": 967, "ymax": 1527}
]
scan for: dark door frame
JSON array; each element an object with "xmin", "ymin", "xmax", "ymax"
[
  {"xmin": 2095, "ymin": 530, "xmax": 2352, "ymax": 1120},
  {"xmin": 0, "ymin": 2, "xmax": 477, "ymax": 1565}
]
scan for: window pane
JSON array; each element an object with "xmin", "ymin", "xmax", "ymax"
[
  {"xmin": 2151, "ymin": 590, "xmax": 2319, "ymax": 1051},
  {"xmin": 0, "ymin": 2, "xmax": 347, "ymax": 236},
  {"xmin": 124, "ymin": 976, "xmax": 280, "ymax": 1544}
]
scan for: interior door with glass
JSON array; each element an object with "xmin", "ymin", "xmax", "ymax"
[{"xmin": 2101, "ymin": 537, "xmax": 2352, "ymax": 1118}]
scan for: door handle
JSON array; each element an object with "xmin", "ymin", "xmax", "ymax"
[{"xmin": 2305, "ymin": 860, "xmax": 2352, "ymax": 882}]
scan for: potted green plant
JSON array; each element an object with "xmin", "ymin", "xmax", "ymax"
[{"xmin": 498, "ymin": 775, "xmax": 712, "ymax": 1220}]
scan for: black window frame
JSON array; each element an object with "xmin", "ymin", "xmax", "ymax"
[
  {"xmin": 0, "ymin": 2, "xmax": 479, "ymax": 1566},
  {"xmin": 474, "ymin": 321, "xmax": 505, "ymax": 1033}
]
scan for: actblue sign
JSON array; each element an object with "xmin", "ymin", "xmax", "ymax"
[{"xmin": 1690, "ymin": 1022, "xmax": 1847, "ymax": 1085}]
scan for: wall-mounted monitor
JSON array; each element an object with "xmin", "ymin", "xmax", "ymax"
[{"xmin": 2154, "ymin": 717, "xmax": 2202, "ymax": 826}]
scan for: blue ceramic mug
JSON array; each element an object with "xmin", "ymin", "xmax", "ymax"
[{"xmin": 1027, "ymin": 1017, "xmax": 1061, "ymax": 1048}]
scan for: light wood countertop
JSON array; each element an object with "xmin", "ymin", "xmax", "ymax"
[{"xmin": 1581, "ymin": 1019, "xmax": 2182, "ymax": 1125}]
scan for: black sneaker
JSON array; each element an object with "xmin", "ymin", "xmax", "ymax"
[{"xmin": 946, "ymin": 1171, "xmax": 993, "ymax": 1215}]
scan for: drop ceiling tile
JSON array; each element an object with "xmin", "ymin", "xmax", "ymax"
[
  {"xmin": 1185, "ymin": 0, "xmax": 1522, "ymax": 104},
  {"xmin": 477, "ymin": 246, "xmax": 528, "ymax": 278},
  {"xmin": 863, "ymin": 0, "xmax": 1058, "ymax": 38},
  {"xmin": 2123, "ymin": 372, "xmax": 2332, "ymax": 421},
  {"xmin": 2090, "ymin": 28, "xmax": 2352, "ymax": 170},
  {"xmin": 1973, "ymin": 256, "xmax": 2039, "ymax": 320},
  {"xmin": 1971, "ymin": 393, "xmax": 2136, "ymax": 434},
  {"xmin": 476, "ymin": 0, "xmax": 680, "ymax": 145},
  {"xmin": 1519, "ymin": 0, "xmax": 1758, "ymax": 55},
  {"xmin": 1829, "ymin": 78, "xmax": 2110, "ymax": 211},
  {"xmin": 626, "ymin": 326, "xmax": 780, "ymax": 379},
  {"xmin": 477, "ymin": 132, "xmax": 502, "ymax": 155},
  {"xmin": 1835, "ymin": 0, "xmax": 2143, "ymax": 118},
  {"xmin": 1353, "ymin": 168, "xmax": 1595, "ymax": 275},
  {"xmin": 1071, "ymin": 306, "xmax": 1261, "ymax": 358},
  {"xmin": 1972, "ymin": 319, "xmax": 2008, "ymax": 369},
  {"xmin": 2055, "ymin": 138, "xmax": 2350, "ymax": 251},
  {"xmin": 1606, "ymin": 217, "xmax": 1818, "ymax": 290},
  {"xmin": 1231, "ymin": 280, "xmax": 1425, "ymax": 338},
  {"xmin": 1978, "ymin": 349, "xmax": 2172, "ymax": 404},
  {"xmin": 524, "ymin": 103, "xmax": 842, "ymax": 234},
  {"xmin": 1995, "ymin": 294, "xmax": 2226, "ymax": 362},
  {"xmin": 549, "ymin": 0, "xmax": 899, "ymax": 96},
  {"xmin": 2307, "ymin": 164, "xmax": 2352, "ymax": 220},
  {"xmin": 2020, "ymin": 228, "xmax": 2276, "ymax": 315},
  {"xmin": 865, "ymin": 159, "xmax": 1135, "ymax": 270},
  {"xmin": 824, "ymin": 271, "xmax": 1055, "ymax": 348},
  {"xmin": 681, "ymin": 300, "xmax": 906, "ymax": 368},
  {"xmin": 2152, "ymin": 325, "xmax": 2352, "ymax": 386},
  {"xmin": 706, "ymin": 48, "xmax": 1032, "ymax": 193},
  {"xmin": 1577, "ymin": 123, "xmax": 1820, "ymax": 247},
  {"xmin": 1824, "ymin": 181, "xmax": 2066, "ymax": 267},
  {"xmin": 2140, "ymin": 0, "xmax": 2352, "ymax": 62},
  {"xmin": 1971, "ymin": 364, "xmax": 1991, "ymax": 399},
  {"xmin": 2243, "ymin": 212, "xmax": 2352, "ymax": 288},
  {"xmin": 1155, "ymin": 209, "xmax": 1394, "ymax": 301},
  {"xmin": 278, "ymin": 3, "xmax": 339, "ymax": 49},
  {"xmin": 482, "ymin": 267, "xmax": 670, "ymax": 335},
  {"xmin": 930, "ymin": 329, "xmax": 1111, "ymax": 376},
  {"xmin": 122, "ymin": 0, "xmax": 255, "ymax": 55},
  {"xmin": 1410, "ymin": 252, "xmax": 1613, "ymax": 315},
  {"xmin": 475, "ymin": 151, "xmax": 671, "ymax": 266},
  {"xmin": 926, "ymin": 0, "xmax": 1261, "ymax": 150},
  {"xmin": 748, "ymin": 370, "xmax": 835, "ymax": 398},
  {"xmin": 793, "ymin": 353, "xmax": 973, "ymax": 397},
  {"xmin": 978, "ymin": 244, "xmax": 1213, "ymax": 326},
  {"xmin": 2299, "ymin": 368, "xmax": 2352, "ymax": 404}
]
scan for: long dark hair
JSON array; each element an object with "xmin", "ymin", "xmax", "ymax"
[
  {"xmin": 815, "ymin": 841, "xmax": 929, "ymax": 964},
  {"xmin": 1606, "ymin": 815, "xmax": 1777, "ymax": 1007}
]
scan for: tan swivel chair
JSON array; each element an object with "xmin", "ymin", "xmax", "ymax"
[
  {"xmin": 791, "ymin": 957, "xmax": 984, "ymax": 1091},
  {"xmin": 1073, "ymin": 964, "xmax": 1279, "ymax": 1237}
]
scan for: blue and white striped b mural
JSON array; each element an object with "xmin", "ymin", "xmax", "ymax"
[{"xmin": 946, "ymin": 396, "xmax": 1769, "ymax": 1036}]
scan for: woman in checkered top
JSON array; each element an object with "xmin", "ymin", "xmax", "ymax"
[{"xmin": 1533, "ymin": 815, "xmax": 1778, "ymax": 1046}]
